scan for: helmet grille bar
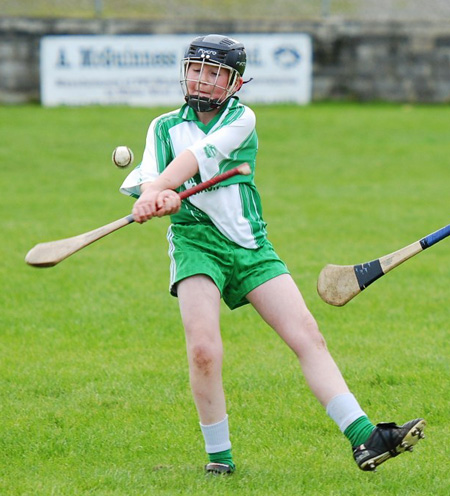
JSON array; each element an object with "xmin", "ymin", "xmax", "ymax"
[{"xmin": 180, "ymin": 35, "xmax": 246, "ymax": 112}]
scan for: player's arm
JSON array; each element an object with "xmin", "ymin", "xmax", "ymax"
[{"xmin": 132, "ymin": 149, "xmax": 199, "ymax": 223}]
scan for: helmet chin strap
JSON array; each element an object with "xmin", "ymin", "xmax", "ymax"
[{"xmin": 186, "ymin": 96, "xmax": 220, "ymax": 112}]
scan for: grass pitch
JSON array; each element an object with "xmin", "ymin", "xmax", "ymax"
[{"xmin": 0, "ymin": 103, "xmax": 449, "ymax": 495}]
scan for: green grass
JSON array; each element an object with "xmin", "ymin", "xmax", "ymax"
[
  {"xmin": 0, "ymin": 103, "xmax": 449, "ymax": 495},
  {"xmin": 4, "ymin": 0, "xmax": 446, "ymax": 20},
  {"xmin": 1, "ymin": 0, "xmax": 348, "ymax": 20}
]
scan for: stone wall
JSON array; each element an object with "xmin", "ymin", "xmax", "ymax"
[{"xmin": 1, "ymin": 17, "xmax": 449, "ymax": 104}]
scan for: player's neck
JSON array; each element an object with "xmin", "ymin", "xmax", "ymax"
[{"xmin": 196, "ymin": 108, "xmax": 220, "ymax": 125}]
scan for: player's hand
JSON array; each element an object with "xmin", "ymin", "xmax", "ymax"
[
  {"xmin": 133, "ymin": 188, "xmax": 181, "ymax": 223},
  {"xmin": 154, "ymin": 190, "xmax": 181, "ymax": 217},
  {"xmin": 132, "ymin": 187, "xmax": 160, "ymax": 223}
]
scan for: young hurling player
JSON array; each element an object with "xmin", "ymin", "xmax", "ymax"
[{"xmin": 120, "ymin": 34, "xmax": 426, "ymax": 474}]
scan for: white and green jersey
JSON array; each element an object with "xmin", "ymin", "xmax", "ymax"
[{"xmin": 120, "ymin": 97, "xmax": 267, "ymax": 249}]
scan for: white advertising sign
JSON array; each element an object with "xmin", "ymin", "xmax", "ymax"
[{"xmin": 40, "ymin": 34, "xmax": 312, "ymax": 107}]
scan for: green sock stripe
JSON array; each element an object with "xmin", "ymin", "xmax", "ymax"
[
  {"xmin": 344, "ymin": 416, "xmax": 376, "ymax": 447},
  {"xmin": 208, "ymin": 449, "xmax": 235, "ymax": 469}
]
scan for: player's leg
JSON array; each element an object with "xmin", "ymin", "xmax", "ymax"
[
  {"xmin": 247, "ymin": 273, "xmax": 349, "ymax": 405},
  {"xmin": 246, "ymin": 273, "xmax": 425, "ymax": 470},
  {"xmin": 178, "ymin": 274, "xmax": 225, "ymax": 423},
  {"xmin": 177, "ymin": 274, "xmax": 234, "ymax": 474}
]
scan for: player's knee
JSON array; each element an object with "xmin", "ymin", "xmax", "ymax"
[
  {"xmin": 189, "ymin": 343, "xmax": 221, "ymax": 376},
  {"xmin": 294, "ymin": 314, "xmax": 328, "ymax": 356},
  {"xmin": 305, "ymin": 314, "xmax": 326, "ymax": 341}
]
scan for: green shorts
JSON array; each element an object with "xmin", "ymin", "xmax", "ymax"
[{"xmin": 167, "ymin": 223, "xmax": 289, "ymax": 310}]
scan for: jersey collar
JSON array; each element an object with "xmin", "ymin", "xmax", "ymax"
[{"xmin": 179, "ymin": 97, "xmax": 240, "ymax": 133}]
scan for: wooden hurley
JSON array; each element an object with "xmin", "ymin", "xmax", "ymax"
[
  {"xmin": 317, "ymin": 224, "xmax": 450, "ymax": 306},
  {"xmin": 25, "ymin": 163, "xmax": 251, "ymax": 268}
]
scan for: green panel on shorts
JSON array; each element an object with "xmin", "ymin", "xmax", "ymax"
[{"xmin": 167, "ymin": 224, "xmax": 289, "ymax": 310}]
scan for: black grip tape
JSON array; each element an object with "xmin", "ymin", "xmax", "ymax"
[{"xmin": 354, "ymin": 259, "xmax": 384, "ymax": 290}]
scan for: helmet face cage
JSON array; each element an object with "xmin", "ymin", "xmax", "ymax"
[{"xmin": 180, "ymin": 56, "xmax": 242, "ymax": 112}]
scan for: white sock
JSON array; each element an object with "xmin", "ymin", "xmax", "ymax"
[
  {"xmin": 326, "ymin": 393, "xmax": 367, "ymax": 432},
  {"xmin": 200, "ymin": 415, "xmax": 231, "ymax": 453}
]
